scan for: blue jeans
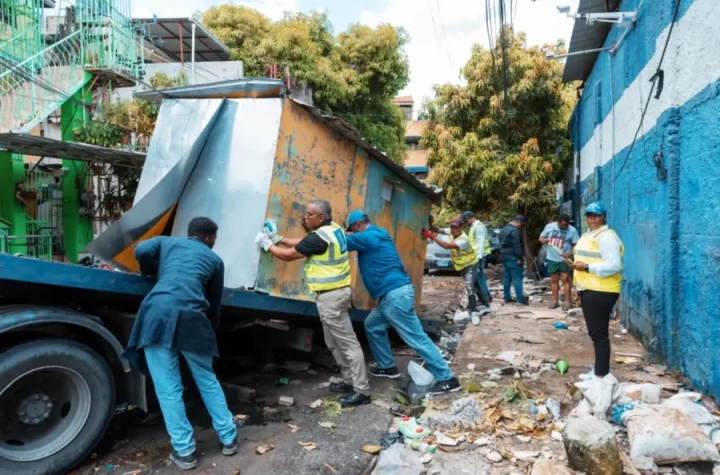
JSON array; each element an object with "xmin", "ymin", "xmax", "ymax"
[
  {"xmin": 365, "ymin": 284, "xmax": 453, "ymax": 381},
  {"xmin": 475, "ymin": 257, "xmax": 491, "ymax": 304},
  {"xmin": 502, "ymin": 260, "xmax": 526, "ymax": 303},
  {"xmin": 145, "ymin": 346, "xmax": 237, "ymax": 456}
]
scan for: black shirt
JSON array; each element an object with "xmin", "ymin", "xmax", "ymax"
[
  {"xmin": 499, "ymin": 223, "xmax": 524, "ymax": 261},
  {"xmin": 295, "ymin": 233, "xmax": 329, "ymax": 257}
]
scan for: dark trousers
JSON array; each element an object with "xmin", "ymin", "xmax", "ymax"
[
  {"xmin": 502, "ymin": 259, "xmax": 526, "ymax": 303},
  {"xmin": 580, "ymin": 290, "xmax": 620, "ymax": 377}
]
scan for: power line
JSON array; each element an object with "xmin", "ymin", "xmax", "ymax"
[{"xmin": 426, "ymin": 0, "xmax": 452, "ymax": 71}]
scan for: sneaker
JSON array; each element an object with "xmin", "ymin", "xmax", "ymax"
[
  {"xmin": 516, "ymin": 300, "xmax": 530, "ymax": 306},
  {"xmin": 329, "ymin": 381, "xmax": 354, "ymax": 393},
  {"xmin": 504, "ymin": 299, "xmax": 516, "ymax": 303},
  {"xmin": 222, "ymin": 440, "xmax": 239, "ymax": 456},
  {"xmin": 339, "ymin": 392, "xmax": 371, "ymax": 407},
  {"xmin": 369, "ymin": 364, "xmax": 401, "ymax": 379},
  {"xmin": 427, "ymin": 377, "xmax": 462, "ymax": 395},
  {"xmin": 470, "ymin": 312, "xmax": 481, "ymax": 325},
  {"xmin": 170, "ymin": 450, "xmax": 199, "ymax": 471}
]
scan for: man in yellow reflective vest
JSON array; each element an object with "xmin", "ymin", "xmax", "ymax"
[
  {"xmin": 255, "ymin": 199, "xmax": 371, "ymax": 407},
  {"xmin": 461, "ymin": 211, "xmax": 492, "ymax": 306},
  {"xmin": 568, "ymin": 201, "xmax": 623, "ymax": 380},
  {"xmin": 423, "ymin": 218, "xmax": 481, "ymax": 313}
]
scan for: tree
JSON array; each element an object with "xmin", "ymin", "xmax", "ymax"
[
  {"xmin": 201, "ymin": 6, "xmax": 410, "ymax": 163},
  {"xmin": 422, "ymin": 31, "xmax": 575, "ymax": 237}
]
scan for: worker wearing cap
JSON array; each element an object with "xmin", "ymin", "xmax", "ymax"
[
  {"xmin": 256, "ymin": 200, "xmax": 370, "ymax": 407},
  {"xmin": 499, "ymin": 215, "xmax": 528, "ymax": 305},
  {"xmin": 569, "ymin": 201, "xmax": 623, "ymax": 380},
  {"xmin": 461, "ymin": 211, "xmax": 492, "ymax": 305},
  {"xmin": 346, "ymin": 210, "xmax": 460, "ymax": 395},
  {"xmin": 423, "ymin": 218, "xmax": 481, "ymax": 313}
]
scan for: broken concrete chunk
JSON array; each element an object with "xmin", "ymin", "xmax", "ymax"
[
  {"xmin": 486, "ymin": 451, "xmax": 503, "ymax": 463},
  {"xmin": 530, "ymin": 459, "xmax": 574, "ymax": 475},
  {"xmin": 435, "ymin": 432, "xmax": 459, "ymax": 446},
  {"xmin": 221, "ymin": 382, "xmax": 257, "ymax": 402},
  {"xmin": 278, "ymin": 396, "xmax": 294, "ymax": 406},
  {"xmin": 514, "ymin": 450, "xmax": 540, "ymax": 461},
  {"xmin": 563, "ymin": 419, "xmax": 622, "ymax": 475},
  {"xmin": 283, "ymin": 360, "xmax": 312, "ymax": 372},
  {"xmin": 473, "ymin": 436, "xmax": 491, "ymax": 446}
]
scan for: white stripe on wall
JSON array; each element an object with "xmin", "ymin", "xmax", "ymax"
[{"xmin": 578, "ymin": 0, "xmax": 720, "ymax": 181}]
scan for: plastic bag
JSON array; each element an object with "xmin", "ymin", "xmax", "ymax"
[
  {"xmin": 408, "ymin": 361, "xmax": 434, "ymax": 386},
  {"xmin": 574, "ymin": 373, "xmax": 619, "ymax": 420},
  {"xmin": 662, "ymin": 394, "xmax": 720, "ymax": 444},
  {"xmin": 615, "ymin": 383, "xmax": 662, "ymax": 404},
  {"xmin": 624, "ymin": 405, "xmax": 720, "ymax": 470},
  {"xmin": 371, "ymin": 442, "xmax": 424, "ymax": 475}
]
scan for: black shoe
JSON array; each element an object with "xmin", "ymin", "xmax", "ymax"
[
  {"xmin": 170, "ymin": 450, "xmax": 199, "ymax": 470},
  {"xmin": 427, "ymin": 377, "xmax": 462, "ymax": 395},
  {"xmin": 339, "ymin": 392, "xmax": 371, "ymax": 407},
  {"xmin": 504, "ymin": 299, "xmax": 516, "ymax": 303},
  {"xmin": 517, "ymin": 300, "xmax": 530, "ymax": 306},
  {"xmin": 369, "ymin": 364, "xmax": 401, "ymax": 379},
  {"xmin": 222, "ymin": 440, "xmax": 239, "ymax": 456},
  {"xmin": 329, "ymin": 381, "xmax": 354, "ymax": 393}
]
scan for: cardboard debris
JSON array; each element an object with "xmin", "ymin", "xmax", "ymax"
[
  {"xmin": 308, "ymin": 399, "xmax": 323, "ymax": 409},
  {"xmin": 288, "ymin": 424, "xmax": 300, "ymax": 433},
  {"xmin": 255, "ymin": 444, "xmax": 274, "ymax": 455}
]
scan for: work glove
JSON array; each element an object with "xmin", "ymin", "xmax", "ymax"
[
  {"xmin": 421, "ymin": 228, "xmax": 436, "ymax": 240},
  {"xmin": 264, "ymin": 218, "xmax": 283, "ymax": 244},
  {"xmin": 255, "ymin": 231, "xmax": 273, "ymax": 251}
]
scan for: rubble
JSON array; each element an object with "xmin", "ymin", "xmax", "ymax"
[
  {"xmin": 371, "ymin": 443, "xmax": 424, "ymax": 475},
  {"xmin": 563, "ymin": 419, "xmax": 623, "ymax": 475},
  {"xmin": 220, "ymin": 382, "xmax": 257, "ymax": 402},
  {"xmin": 531, "ymin": 459, "xmax": 574, "ymax": 475},
  {"xmin": 425, "ymin": 397, "xmax": 482, "ymax": 429},
  {"xmin": 624, "ymin": 405, "xmax": 720, "ymax": 470}
]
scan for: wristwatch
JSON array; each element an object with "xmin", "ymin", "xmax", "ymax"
[{"xmin": 584, "ymin": 263, "xmax": 590, "ymax": 272}]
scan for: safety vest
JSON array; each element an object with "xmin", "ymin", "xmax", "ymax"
[
  {"xmin": 304, "ymin": 222, "xmax": 352, "ymax": 293},
  {"xmin": 573, "ymin": 226, "xmax": 624, "ymax": 293},
  {"xmin": 468, "ymin": 221, "xmax": 491, "ymax": 257},
  {"xmin": 450, "ymin": 232, "xmax": 479, "ymax": 271}
]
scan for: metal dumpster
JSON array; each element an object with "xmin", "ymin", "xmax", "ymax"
[{"xmin": 88, "ymin": 79, "xmax": 440, "ymax": 312}]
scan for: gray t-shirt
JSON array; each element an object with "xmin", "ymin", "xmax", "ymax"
[{"xmin": 540, "ymin": 222, "xmax": 579, "ymax": 262}]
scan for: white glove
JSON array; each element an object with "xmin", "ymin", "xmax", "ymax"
[
  {"xmin": 255, "ymin": 231, "xmax": 269, "ymax": 249},
  {"xmin": 264, "ymin": 219, "xmax": 283, "ymax": 244},
  {"xmin": 261, "ymin": 235, "xmax": 274, "ymax": 251}
]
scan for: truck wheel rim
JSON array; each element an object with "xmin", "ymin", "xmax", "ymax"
[{"xmin": 0, "ymin": 366, "xmax": 92, "ymax": 462}]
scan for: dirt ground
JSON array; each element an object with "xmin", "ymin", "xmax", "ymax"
[{"xmin": 69, "ymin": 270, "xmax": 705, "ymax": 475}]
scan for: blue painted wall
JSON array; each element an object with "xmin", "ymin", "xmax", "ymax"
[{"xmin": 564, "ymin": 0, "xmax": 720, "ymax": 396}]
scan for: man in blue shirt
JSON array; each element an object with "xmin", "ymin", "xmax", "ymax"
[
  {"xmin": 124, "ymin": 217, "xmax": 238, "ymax": 470},
  {"xmin": 539, "ymin": 213, "xmax": 579, "ymax": 310},
  {"xmin": 345, "ymin": 210, "xmax": 460, "ymax": 395}
]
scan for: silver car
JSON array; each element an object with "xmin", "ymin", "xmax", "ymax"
[{"xmin": 424, "ymin": 239, "xmax": 454, "ymax": 273}]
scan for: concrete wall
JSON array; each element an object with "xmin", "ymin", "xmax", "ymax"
[
  {"xmin": 114, "ymin": 61, "xmax": 244, "ymax": 100},
  {"xmin": 562, "ymin": 0, "xmax": 720, "ymax": 396}
]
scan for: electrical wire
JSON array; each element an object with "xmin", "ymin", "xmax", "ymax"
[{"xmin": 426, "ymin": 0, "xmax": 452, "ymax": 70}]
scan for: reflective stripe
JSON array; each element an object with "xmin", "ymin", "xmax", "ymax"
[
  {"xmin": 306, "ymin": 270, "xmax": 351, "ymax": 283},
  {"xmin": 576, "ymin": 249, "xmax": 602, "ymax": 258},
  {"xmin": 311, "ymin": 254, "xmax": 349, "ymax": 266}
]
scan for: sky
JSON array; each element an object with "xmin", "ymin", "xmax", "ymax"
[{"xmin": 133, "ymin": 0, "xmax": 580, "ymax": 109}]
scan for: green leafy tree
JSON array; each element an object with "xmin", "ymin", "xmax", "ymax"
[
  {"xmin": 422, "ymin": 31, "xmax": 575, "ymax": 238},
  {"xmin": 201, "ymin": 6, "xmax": 409, "ymax": 163}
]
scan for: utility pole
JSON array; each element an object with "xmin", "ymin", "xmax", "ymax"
[{"xmin": 499, "ymin": 0, "xmax": 509, "ymax": 108}]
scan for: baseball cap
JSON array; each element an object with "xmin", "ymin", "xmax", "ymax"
[
  {"xmin": 461, "ymin": 211, "xmax": 474, "ymax": 222},
  {"xmin": 512, "ymin": 215, "xmax": 526, "ymax": 223},
  {"xmin": 346, "ymin": 210, "xmax": 369, "ymax": 230},
  {"xmin": 449, "ymin": 218, "xmax": 463, "ymax": 228},
  {"xmin": 584, "ymin": 201, "xmax": 607, "ymax": 216}
]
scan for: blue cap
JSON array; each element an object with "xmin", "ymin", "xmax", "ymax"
[
  {"xmin": 347, "ymin": 210, "xmax": 369, "ymax": 230},
  {"xmin": 584, "ymin": 201, "xmax": 607, "ymax": 216},
  {"xmin": 461, "ymin": 211, "xmax": 474, "ymax": 222}
]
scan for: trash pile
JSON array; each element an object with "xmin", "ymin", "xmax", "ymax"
[{"xmin": 571, "ymin": 373, "xmax": 720, "ymax": 472}]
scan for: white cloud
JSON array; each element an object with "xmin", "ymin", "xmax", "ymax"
[
  {"xmin": 133, "ymin": 0, "xmax": 298, "ymax": 21},
  {"xmin": 360, "ymin": 0, "xmax": 579, "ymax": 111}
]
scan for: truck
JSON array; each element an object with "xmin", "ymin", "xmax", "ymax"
[{"xmin": 0, "ymin": 79, "xmax": 440, "ymax": 474}]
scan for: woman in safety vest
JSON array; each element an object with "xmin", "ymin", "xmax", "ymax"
[{"xmin": 568, "ymin": 201, "xmax": 624, "ymax": 380}]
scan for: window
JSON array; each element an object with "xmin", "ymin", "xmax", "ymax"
[{"xmin": 381, "ymin": 179, "xmax": 393, "ymax": 202}]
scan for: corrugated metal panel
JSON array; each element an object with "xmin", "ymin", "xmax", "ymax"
[
  {"xmin": 255, "ymin": 99, "xmax": 370, "ymax": 303},
  {"xmin": 172, "ymin": 98, "xmax": 281, "ymax": 289},
  {"xmin": 563, "ymin": 0, "xmax": 621, "ymax": 83}
]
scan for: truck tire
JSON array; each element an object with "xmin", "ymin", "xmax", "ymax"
[{"xmin": 0, "ymin": 339, "xmax": 115, "ymax": 475}]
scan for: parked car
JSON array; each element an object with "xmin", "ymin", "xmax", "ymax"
[
  {"xmin": 486, "ymin": 227, "xmax": 501, "ymax": 266},
  {"xmin": 424, "ymin": 239, "xmax": 454, "ymax": 273}
]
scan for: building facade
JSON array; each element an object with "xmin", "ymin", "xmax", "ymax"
[{"xmin": 560, "ymin": 0, "xmax": 720, "ymax": 397}]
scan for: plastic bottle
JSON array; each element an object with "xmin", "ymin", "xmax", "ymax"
[
  {"xmin": 404, "ymin": 439, "xmax": 437, "ymax": 453},
  {"xmin": 408, "ymin": 361, "xmax": 435, "ymax": 386},
  {"xmin": 554, "ymin": 322, "xmax": 569, "ymax": 330},
  {"xmin": 398, "ymin": 416, "xmax": 432, "ymax": 439}
]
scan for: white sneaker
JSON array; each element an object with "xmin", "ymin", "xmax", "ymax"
[{"xmin": 470, "ymin": 312, "xmax": 481, "ymax": 325}]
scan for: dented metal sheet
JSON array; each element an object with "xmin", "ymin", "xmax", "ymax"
[
  {"xmin": 172, "ymin": 98, "xmax": 282, "ymax": 289},
  {"xmin": 87, "ymin": 100, "xmax": 224, "ymax": 271},
  {"xmin": 134, "ymin": 78, "xmax": 286, "ymax": 103}
]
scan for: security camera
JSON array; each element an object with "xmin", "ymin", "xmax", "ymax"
[{"xmin": 557, "ymin": 5, "xmax": 571, "ymax": 14}]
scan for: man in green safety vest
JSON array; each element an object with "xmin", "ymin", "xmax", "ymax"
[
  {"xmin": 461, "ymin": 211, "xmax": 492, "ymax": 306},
  {"xmin": 255, "ymin": 199, "xmax": 371, "ymax": 407},
  {"xmin": 423, "ymin": 218, "xmax": 481, "ymax": 313}
]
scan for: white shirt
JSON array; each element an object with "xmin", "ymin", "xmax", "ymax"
[
  {"xmin": 438, "ymin": 228, "xmax": 470, "ymax": 250},
  {"xmin": 469, "ymin": 220, "xmax": 489, "ymax": 257},
  {"xmin": 576, "ymin": 225, "xmax": 623, "ymax": 291}
]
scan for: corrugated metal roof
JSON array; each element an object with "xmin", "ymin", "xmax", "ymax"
[
  {"xmin": 0, "ymin": 134, "xmax": 145, "ymax": 168},
  {"xmin": 562, "ymin": 0, "xmax": 621, "ymax": 83},
  {"xmin": 135, "ymin": 17, "xmax": 230, "ymax": 62}
]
